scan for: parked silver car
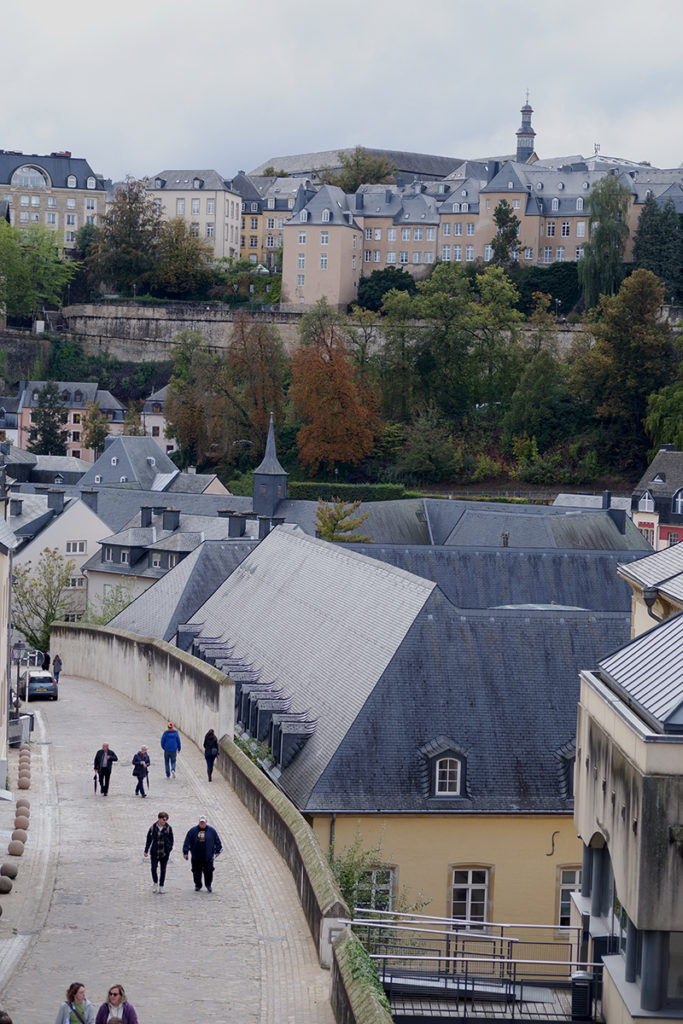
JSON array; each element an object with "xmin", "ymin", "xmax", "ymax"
[{"xmin": 20, "ymin": 669, "xmax": 58, "ymax": 701}]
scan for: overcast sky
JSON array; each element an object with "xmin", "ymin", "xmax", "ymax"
[{"xmin": 4, "ymin": 0, "xmax": 682, "ymax": 182}]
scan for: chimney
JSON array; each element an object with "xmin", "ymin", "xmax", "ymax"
[
  {"xmin": 80, "ymin": 488, "xmax": 98, "ymax": 513},
  {"xmin": 258, "ymin": 516, "xmax": 271, "ymax": 540},
  {"xmin": 487, "ymin": 160, "xmax": 500, "ymax": 183},
  {"xmin": 601, "ymin": 490, "xmax": 611, "ymax": 510},
  {"xmin": 9, "ymin": 497, "xmax": 22, "ymax": 517},
  {"xmin": 355, "ymin": 193, "xmax": 364, "ymax": 210},
  {"xmin": 162, "ymin": 508, "xmax": 180, "ymax": 532},
  {"xmin": 385, "ymin": 189, "xmax": 393, "ymax": 204},
  {"xmin": 272, "ymin": 516, "xmax": 285, "ymax": 528},
  {"xmin": 228, "ymin": 512, "xmax": 246, "ymax": 538},
  {"xmin": 140, "ymin": 506, "xmax": 153, "ymax": 527},
  {"xmin": 608, "ymin": 508, "xmax": 627, "ymax": 534},
  {"xmin": 47, "ymin": 489, "xmax": 65, "ymax": 514},
  {"xmin": 103, "ymin": 436, "xmax": 116, "ymax": 451}
]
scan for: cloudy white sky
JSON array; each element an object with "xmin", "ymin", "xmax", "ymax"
[{"xmin": 4, "ymin": 0, "xmax": 682, "ymax": 181}]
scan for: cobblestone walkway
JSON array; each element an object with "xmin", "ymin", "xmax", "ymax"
[{"xmin": 0, "ymin": 675, "xmax": 335, "ymax": 1023}]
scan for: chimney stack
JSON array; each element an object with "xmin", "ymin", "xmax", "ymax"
[
  {"xmin": 162, "ymin": 508, "xmax": 180, "ymax": 532},
  {"xmin": 80, "ymin": 488, "xmax": 98, "ymax": 513},
  {"xmin": 47, "ymin": 488, "xmax": 65, "ymax": 514},
  {"xmin": 9, "ymin": 497, "xmax": 22, "ymax": 517},
  {"xmin": 140, "ymin": 506, "xmax": 153, "ymax": 527}
]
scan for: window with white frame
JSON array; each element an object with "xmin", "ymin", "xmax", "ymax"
[
  {"xmin": 399, "ymin": 251, "xmax": 409, "ymax": 264},
  {"xmin": 104, "ymin": 547, "xmax": 114, "ymax": 562},
  {"xmin": 266, "ymin": 217, "xmax": 275, "ymax": 229},
  {"xmin": 66, "ymin": 540, "xmax": 86, "ymax": 554},
  {"xmin": 453, "ymin": 245, "xmax": 462, "ymax": 261},
  {"xmin": 374, "ymin": 250, "xmax": 381, "ymax": 262},
  {"xmin": 358, "ymin": 867, "xmax": 396, "ymax": 912},
  {"xmin": 68, "ymin": 576, "xmax": 86, "ymax": 589},
  {"xmin": 321, "ymin": 209, "xmax": 330, "ymax": 222},
  {"xmin": 552, "ymin": 198, "xmax": 559, "ymax": 211},
  {"xmin": 352, "ymin": 255, "xmax": 357, "ymax": 269},
  {"xmin": 191, "ymin": 198, "xmax": 200, "ymax": 215},
  {"xmin": 67, "ymin": 175, "xmax": 77, "ymax": 188},
  {"xmin": 638, "ymin": 491, "xmax": 654, "ymax": 512},
  {"xmin": 47, "ymin": 212, "xmax": 56, "ymax": 225},
  {"xmin": 452, "ymin": 203, "xmax": 460, "ymax": 212},
  {"xmin": 296, "ymin": 274, "xmax": 305, "ymax": 286},
  {"xmin": 297, "ymin": 253, "xmax": 305, "ymax": 269},
  {"xmin": 250, "ymin": 217, "xmax": 258, "ymax": 230},
  {"xmin": 668, "ymin": 532, "xmax": 679, "ymax": 546},
  {"xmin": 443, "ymin": 223, "xmax": 451, "ymax": 236},
  {"xmin": 454, "ymin": 223, "xmax": 462, "ymax": 236},
  {"xmin": 426, "ymin": 227, "xmax": 436, "ymax": 241},
  {"xmin": 298, "ymin": 231, "xmax": 306, "ymax": 244},
  {"xmin": 387, "ymin": 227, "xmax": 396, "ymax": 241},
  {"xmin": 120, "ymin": 550, "xmax": 129, "ymax": 563},
  {"xmin": 543, "ymin": 246, "xmax": 553, "ymax": 263},
  {"xmin": 547, "ymin": 221, "xmax": 555, "ymax": 237},
  {"xmin": 451, "ymin": 868, "xmax": 489, "ymax": 926},
  {"xmin": 207, "ymin": 224, "xmax": 215, "ymax": 238},
  {"xmin": 575, "ymin": 246, "xmax": 584, "ymax": 259},
  {"xmin": 441, "ymin": 245, "xmax": 451, "ymax": 261},
  {"xmin": 556, "ymin": 246, "xmax": 565, "ymax": 262},
  {"xmin": 435, "ymin": 757, "xmax": 462, "ymax": 795},
  {"xmin": 248, "ymin": 234, "xmax": 257, "ymax": 246},
  {"xmin": 320, "ymin": 253, "xmax": 328, "ymax": 270},
  {"xmin": 576, "ymin": 197, "xmax": 584, "ymax": 211},
  {"xmin": 207, "ymin": 199, "xmax": 215, "ymax": 214},
  {"xmin": 48, "ymin": 196, "xmax": 56, "ymax": 208},
  {"xmin": 386, "ymin": 251, "xmax": 396, "ymax": 263},
  {"xmin": 365, "ymin": 227, "xmax": 372, "ymax": 240},
  {"xmin": 169, "ymin": 554, "xmax": 177, "ymax": 568},
  {"xmin": 577, "ymin": 221, "xmax": 585, "ymax": 238},
  {"xmin": 374, "ymin": 228, "xmax": 382, "ymax": 240},
  {"xmin": 524, "ymin": 247, "xmax": 534, "ymax": 260},
  {"xmin": 352, "ymin": 235, "xmax": 357, "ymax": 249},
  {"xmin": 67, "ymin": 197, "xmax": 76, "ymax": 209},
  {"xmin": 364, "ymin": 250, "xmax": 372, "ymax": 262},
  {"xmin": 66, "ymin": 231, "xmax": 75, "ymax": 242},
  {"xmin": 152, "ymin": 554, "xmax": 161, "ymax": 568},
  {"xmin": 466, "ymin": 223, "xmax": 474, "ymax": 236},
  {"xmin": 190, "ymin": 222, "xmax": 199, "ymax": 237},
  {"xmin": 412, "ymin": 251, "xmax": 421, "ymax": 263},
  {"xmin": 320, "ymin": 230, "xmax": 328, "ymax": 245},
  {"xmin": 465, "ymin": 245, "xmax": 474, "ymax": 262},
  {"xmin": 176, "ymin": 198, "xmax": 185, "ymax": 215},
  {"xmin": 673, "ymin": 489, "xmax": 683, "ymax": 514},
  {"xmin": 414, "ymin": 227, "xmax": 423, "ymax": 241},
  {"xmin": 299, "ymin": 210, "xmax": 308, "ymax": 222},
  {"xmin": 512, "ymin": 199, "xmax": 520, "ymax": 210},
  {"xmin": 31, "ymin": 196, "xmax": 40, "ymax": 207},
  {"xmin": 558, "ymin": 868, "xmax": 581, "ymax": 927},
  {"xmin": 484, "ymin": 244, "xmax": 493, "ymax": 261},
  {"xmin": 561, "ymin": 221, "xmax": 570, "ymax": 237},
  {"xmin": 111, "ymin": 456, "xmax": 118, "ymax": 466},
  {"xmin": 424, "ymin": 252, "xmax": 434, "ymax": 264},
  {"xmin": 401, "ymin": 227, "xmax": 410, "ymax": 241}
]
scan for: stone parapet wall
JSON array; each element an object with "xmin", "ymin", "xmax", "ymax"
[{"xmin": 331, "ymin": 931, "xmax": 394, "ymax": 1024}]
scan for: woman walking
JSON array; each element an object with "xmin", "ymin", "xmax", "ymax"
[
  {"xmin": 203, "ymin": 729, "xmax": 219, "ymax": 781},
  {"xmin": 95, "ymin": 983, "xmax": 138, "ymax": 1024},
  {"xmin": 55, "ymin": 982, "xmax": 95, "ymax": 1024}
]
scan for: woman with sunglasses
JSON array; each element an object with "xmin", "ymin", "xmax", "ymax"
[{"xmin": 95, "ymin": 984, "xmax": 138, "ymax": 1024}]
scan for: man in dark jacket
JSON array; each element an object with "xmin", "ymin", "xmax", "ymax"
[
  {"xmin": 144, "ymin": 811, "xmax": 174, "ymax": 893},
  {"xmin": 93, "ymin": 742, "xmax": 118, "ymax": 795},
  {"xmin": 160, "ymin": 723, "xmax": 181, "ymax": 779},
  {"xmin": 182, "ymin": 814, "xmax": 222, "ymax": 892},
  {"xmin": 132, "ymin": 745, "xmax": 151, "ymax": 797}
]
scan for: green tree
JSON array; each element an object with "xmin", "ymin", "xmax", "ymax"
[
  {"xmin": 570, "ymin": 269, "xmax": 674, "ymax": 467},
  {"xmin": 91, "ymin": 178, "xmax": 160, "ymax": 294},
  {"xmin": 314, "ymin": 498, "xmax": 371, "ymax": 543},
  {"xmin": 356, "ymin": 266, "xmax": 416, "ymax": 312},
  {"xmin": 414, "ymin": 262, "xmax": 474, "ymax": 419},
  {"xmin": 0, "ymin": 221, "xmax": 76, "ymax": 318},
  {"xmin": 633, "ymin": 195, "xmax": 681, "ymax": 301},
  {"xmin": 490, "ymin": 200, "xmax": 521, "ymax": 266},
  {"xmin": 152, "ymin": 218, "xmax": 213, "ymax": 298},
  {"xmin": 644, "ymin": 381, "xmax": 683, "ymax": 453},
  {"xmin": 82, "ymin": 400, "xmax": 110, "ymax": 456},
  {"xmin": 122, "ymin": 403, "xmax": 144, "ymax": 435},
  {"xmin": 82, "ymin": 581, "xmax": 135, "ymax": 625},
  {"xmin": 398, "ymin": 402, "xmax": 463, "ymax": 483},
  {"xmin": 469, "ymin": 266, "xmax": 525, "ymax": 411},
  {"xmin": 578, "ymin": 174, "xmax": 631, "ymax": 307},
  {"xmin": 503, "ymin": 348, "xmax": 578, "ymax": 452},
  {"xmin": 12, "ymin": 548, "xmax": 77, "ymax": 652},
  {"xmin": 25, "ymin": 380, "xmax": 69, "ymax": 455},
  {"xmin": 344, "ymin": 306, "xmax": 379, "ymax": 387},
  {"xmin": 378, "ymin": 289, "xmax": 417, "ymax": 422},
  {"xmin": 318, "ymin": 146, "xmax": 396, "ymax": 193}
]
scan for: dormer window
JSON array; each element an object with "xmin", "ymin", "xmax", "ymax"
[
  {"xmin": 552, "ymin": 198, "xmax": 559, "ymax": 211},
  {"xmin": 111, "ymin": 456, "xmax": 118, "ymax": 466},
  {"xmin": 74, "ymin": 389, "xmax": 82, "ymax": 403},
  {"xmin": 321, "ymin": 208, "xmax": 330, "ymax": 222},
  {"xmin": 421, "ymin": 740, "xmax": 467, "ymax": 799},
  {"xmin": 436, "ymin": 757, "xmax": 462, "ymax": 795},
  {"xmin": 120, "ymin": 549, "xmax": 129, "ymax": 563},
  {"xmin": 86, "ymin": 176, "xmax": 96, "ymax": 189},
  {"xmin": 120, "ymin": 475, "xmax": 128, "ymax": 483},
  {"xmin": 155, "ymin": 178, "xmax": 164, "ymax": 189},
  {"xmin": 250, "ymin": 202, "xmax": 258, "ymax": 212},
  {"xmin": 95, "ymin": 475, "xmax": 102, "ymax": 483},
  {"xmin": 638, "ymin": 490, "xmax": 654, "ymax": 513},
  {"xmin": 32, "ymin": 391, "xmax": 39, "ymax": 402},
  {"xmin": 577, "ymin": 197, "xmax": 584, "ymax": 210},
  {"xmin": 461, "ymin": 202, "xmax": 468, "ymax": 212},
  {"xmin": 452, "ymin": 203, "xmax": 460, "ymax": 213},
  {"xmin": 267, "ymin": 197, "xmax": 275, "ymax": 209},
  {"xmin": 193, "ymin": 178, "xmax": 202, "ymax": 189},
  {"xmin": 653, "ymin": 473, "xmax": 665, "ymax": 483},
  {"xmin": 507, "ymin": 181, "xmax": 513, "ymax": 190},
  {"xmin": 67, "ymin": 175, "xmax": 77, "ymax": 188},
  {"xmin": 62, "ymin": 390, "xmax": 71, "ymax": 402},
  {"xmin": 673, "ymin": 489, "xmax": 683, "ymax": 515},
  {"xmin": 299, "ymin": 210, "xmax": 308, "ymax": 222}
]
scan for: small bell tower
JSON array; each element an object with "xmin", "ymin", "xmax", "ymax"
[
  {"xmin": 252, "ymin": 413, "xmax": 288, "ymax": 517},
  {"xmin": 516, "ymin": 92, "xmax": 536, "ymax": 163}
]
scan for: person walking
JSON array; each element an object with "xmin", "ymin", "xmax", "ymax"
[
  {"xmin": 55, "ymin": 982, "xmax": 95, "ymax": 1024},
  {"xmin": 93, "ymin": 743, "xmax": 118, "ymax": 796},
  {"xmin": 160, "ymin": 722, "xmax": 181, "ymax": 778},
  {"xmin": 132, "ymin": 745, "xmax": 150, "ymax": 798},
  {"xmin": 42, "ymin": 650, "xmax": 51, "ymax": 671},
  {"xmin": 183, "ymin": 813, "xmax": 222, "ymax": 892},
  {"xmin": 95, "ymin": 983, "xmax": 138, "ymax": 1024},
  {"xmin": 53, "ymin": 654, "xmax": 63, "ymax": 682},
  {"xmin": 203, "ymin": 728, "xmax": 219, "ymax": 781},
  {"xmin": 144, "ymin": 811, "xmax": 174, "ymax": 893}
]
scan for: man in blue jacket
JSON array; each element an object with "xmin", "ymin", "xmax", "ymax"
[
  {"xmin": 183, "ymin": 813, "xmax": 222, "ymax": 892},
  {"xmin": 160, "ymin": 722, "xmax": 181, "ymax": 778}
]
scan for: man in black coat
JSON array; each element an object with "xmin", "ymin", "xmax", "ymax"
[
  {"xmin": 182, "ymin": 814, "xmax": 222, "ymax": 892},
  {"xmin": 93, "ymin": 742, "xmax": 118, "ymax": 795}
]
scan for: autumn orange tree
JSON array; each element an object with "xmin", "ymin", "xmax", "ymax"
[{"xmin": 290, "ymin": 299, "xmax": 379, "ymax": 476}]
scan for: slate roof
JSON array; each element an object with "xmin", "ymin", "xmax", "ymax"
[
  {"xmin": 0, "ymin": 151, "xmax": 103, "ymax": 190},
  {"xmin": 254, "ymin": 414, "xmax": 287, "ymax": 477},
  {"xmin": 617, "ymin": 543, "xmax": 683, "ymax": 604},
  {"xmin": 19, "ymin": 382, "xmax": 124, "ymax": 413},
  {"xmin": 424, "ymin": 499, "xmax": 650, "ymax": 551},
  {"xmin": 632, "ymin": 448, "xmax": 683, "ymax": 500},
  {"xmin": 0, "ymin": 519, "xmax": 19, "ymax": 553},
  {"xmin": 347, "ymin": 544, "xmax": 640, "ymax": 612},
  {"xmin": 250, "ymin": 148, "xmax": 463, "ymax": 182},
  {"xmin": 149, "ymin": 169, "xmax": 234, "ymax": 192},
  {"xmin": 598, "ymin": 611, "xmax": 683, "ymax": 733},
  {"xmin": 109, "ymin": 539, "xmax": 256, "ymax": 642},
  {"xmin": 79, "ymin": 436, "xmax": 179, "ymax": 490}
]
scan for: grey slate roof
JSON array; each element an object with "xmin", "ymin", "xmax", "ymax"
[
  {"xmin": 553, "ymin": 493, "xmax": 631, "ymax": 513},
  {"xmin": 109, "ymin": 539, "xmax": 256, "ymax": 642},
  {"xmin": 0, "ymin": 519, "xmax": 19, "ymax": 553},
  {"xmin": 19, "ymin": 382, "xmax": 123, "ymax": 414},
  {"xmin": 617, "ymin": 543, "xmax": 683, "ymax": 604},
  {"xmin": 150, "ymin": 169, "xmax": 233, "ymax": 192},
  {"xmin": 598, "ymin": 611, "xmax": 683, "ymax": 733},
  {"xmin": 250, "ymin": 148, "xmax": 463, "ymax": 182},
  {"xmin": 0, "ymin": 151, "xmax": 103, "ymax": 190},
  {"xmin": 632, "ymin": 448, "xmax": 683, "ymax": 500},
  {"xmin": 79, "ymin": 436, "xmax": 179, "ymax": 490},
  {"xmin": 254, "ymin": 414, "xmax": 287, "ymax": 477}
]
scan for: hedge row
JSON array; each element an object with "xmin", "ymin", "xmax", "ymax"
[{"xmin": 288, "ymin": 481, "xmax": 406, "ymax": 503}]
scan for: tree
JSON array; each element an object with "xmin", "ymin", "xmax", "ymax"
[
  {"xmin": 0, "ymin": 221, "xmax": 76, "ymax": 318},
  {"xmin": 151, "ymin": 218, "xmax": 213, "ymax": 298},
  {"xmin": 225, "ymin": 311, "xmax": 288, "ymax": 445},
  {"xmin": 344, "ymin": 306, "xmax": 379, "ymax": 388},
  {"xmin": 503, "ymin": 348, "xmax": 578, "ymax": 452},
  {"xmin": 82, "ymin": 400, "xmax": 110, "ymax": 456},
  {"xmin": 413, "ymin": 262, "xmax": 474, "ymax": 420},
  {"xmin": 12, "ymin": 548, "xmax": 77, "ymax": 652},
  {"xmin": 318, "ymin": 146, "xmax": 396, "ymax": 193},
  {"xmin": 91, "ymin": 178, "xmax": 160, "ymax": 294},
  {"xmin": 25, "ymin": 380, "xmax": 69, "ymax": 455},
  {"xmin": 398, "ymin": 402, "xmax": 463, "ymax": 483},
  {"xmin": 570, "ymin": 269, "xmax": 675, "ymax": 467},
  {"xmin": 314, "ymin": 498, "xmax": 371, "ymax": 543},
  {"xmin": 644, "ymin": 381, "xmax": 683, "ymax": 453},
  {"xmin": 82, "ymin": 581, "xmax": 135, "ymax": 625},
  {"xmin": 468, "ymin": 266, "xmax": 525, "ymax": 411},
  {"xmin": 377, "ymin": 289, "xmax": 418, "ymax": 422},
  {"xmin": 356, "ymin": 266, "xmax": 416, "ymax": 312},
  {"xmin": 122, "ymin": 403, "xmax": 144, "ymax": 435},
  {"xmin": 290, "ymin": 300, "xmax": 379, "ymax": 476},
  {"xmin": 633, "ymin": 195, "xmax": 681, "ymax": 300},
  {"xmin": 578, "ymin": 174, "xmax": 631, "ymax": 307},
  {"xmin": 489, "ymin": 200, "xmax": 521, "ymax": 266}
]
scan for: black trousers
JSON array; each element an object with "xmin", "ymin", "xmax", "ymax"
[
  {"xmin": 150, "ymin": 855, "xmax": 168, "ymax": 886},
  {"xmin": 98, "ymin": 768, "xmax": 112, "ymax": 794},
  {"xmin": 191, "ymin": 858, "xmax": 214, "ymax": 889},
  {"xmin": 134, "ymin": 773, "xmax": 147, "ymax": 796}
]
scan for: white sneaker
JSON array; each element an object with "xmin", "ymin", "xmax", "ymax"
[
  {"xmin": 152, "ymin": 883, "xmax": 158, "ymax": 893},
  {"xmin": 159, "ymin": 886, "xmax": 165, "ymax": 893},
  {"xmin": 171, "ymin": 769, "xmax": 175, "ymax": 778}
]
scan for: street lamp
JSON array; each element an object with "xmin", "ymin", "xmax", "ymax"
[{"xmin": 13, "ymin": 640, "xmax": 26, "ymax": 715}]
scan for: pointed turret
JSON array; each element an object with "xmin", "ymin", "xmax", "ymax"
[
  {"xmin": 515, "ymin": 94, "xmax": 536, "ymax": 163},
  {"xmin": 252, "ymin": 413, "xmax": 288, "ymax": 517}
]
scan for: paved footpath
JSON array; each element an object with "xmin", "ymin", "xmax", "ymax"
[{"xmin": 0, "ymin": 675, "xmax": 335, "ymax": 1024}]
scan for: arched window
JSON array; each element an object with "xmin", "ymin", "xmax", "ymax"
[
  {"xmin": 86, "ymin": 176, "xmax": 96, "ymax": 189},
  {"xmin": 552, "ymin": 198, "xmax": 559, "ymax": 211},
  {"xmin": 577, "ymin": 197, "xmax": 584, "ymax": 210},
  {"xmin": 436, "ymin": 757, "xmax": 462, "ymax": 795},
  {"xmin": 321, "ymin": 208, "xmax": 330, "ymax": 222},
  {"xmin": 673, "ymin": 489, "xmax": 683, "ymax": 515},
  {"xmin": 299, "ymin": 210, "xmax": 308, "ymax": 222},
  {"xmin": 67, "ymin": 175, "xmax": 77, "ymax": 188},
  {"xmin": 11, "ymin": 165, "xmax": 49, "ymax": 189}
]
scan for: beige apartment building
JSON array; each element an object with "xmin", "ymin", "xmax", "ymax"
[
  {"xmin": 0, "ymin": 149, "xmax": 105, "ymax": 253},
  {"xmin": 280, "ymin": 184, "xmax": 362, "ymax": 310},
  {"xmin": 147, "ymin": 170, "xmax": 241, "ymax": 261}
]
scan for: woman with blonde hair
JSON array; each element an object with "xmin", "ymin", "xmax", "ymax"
[{"xmin": 95, "ymin": 984, "xmax": 138, "ymax": 1024}]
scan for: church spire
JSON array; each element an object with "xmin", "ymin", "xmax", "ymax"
[
  {"xmin": 253, "ymin": 412, "xmax": 288, "ymax": 517},
  {"xmin": 515, "ymin": 93, "xmax": 536, "ymax": 163}
]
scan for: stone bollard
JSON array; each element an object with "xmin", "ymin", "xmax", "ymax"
[
  {"xmin": 0, "ymin": 878, "xmax": 12, "ymax": 894},
  {"xmin": 7, "ymin": 840, "xmax": 24, "ymax": 856},
  {"xmin": 17, "ymin": 779, "xmax": 30, "ymax": 791},
  {"xmin": 14, "ymin": 816, "xmax": 29, "ymax": 830},
  {"xmin": 15, "ymin": 799, "xmax": 30, "ymax": 811},
  {"xmin": 11, "ymin": 830, "xmax": 27, "ymax": 844},
  {"xmin": 0, "ymin": 864, "xmax": 18, "ymax": 879}
]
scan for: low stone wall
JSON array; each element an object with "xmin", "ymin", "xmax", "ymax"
[
  {"xmin": 331, "ymin": 931, "xmax": 394, "ymax": 1024},
  {"xmin": 50, "ymin": 622, "xmax": 350, "ymax": 972}
]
